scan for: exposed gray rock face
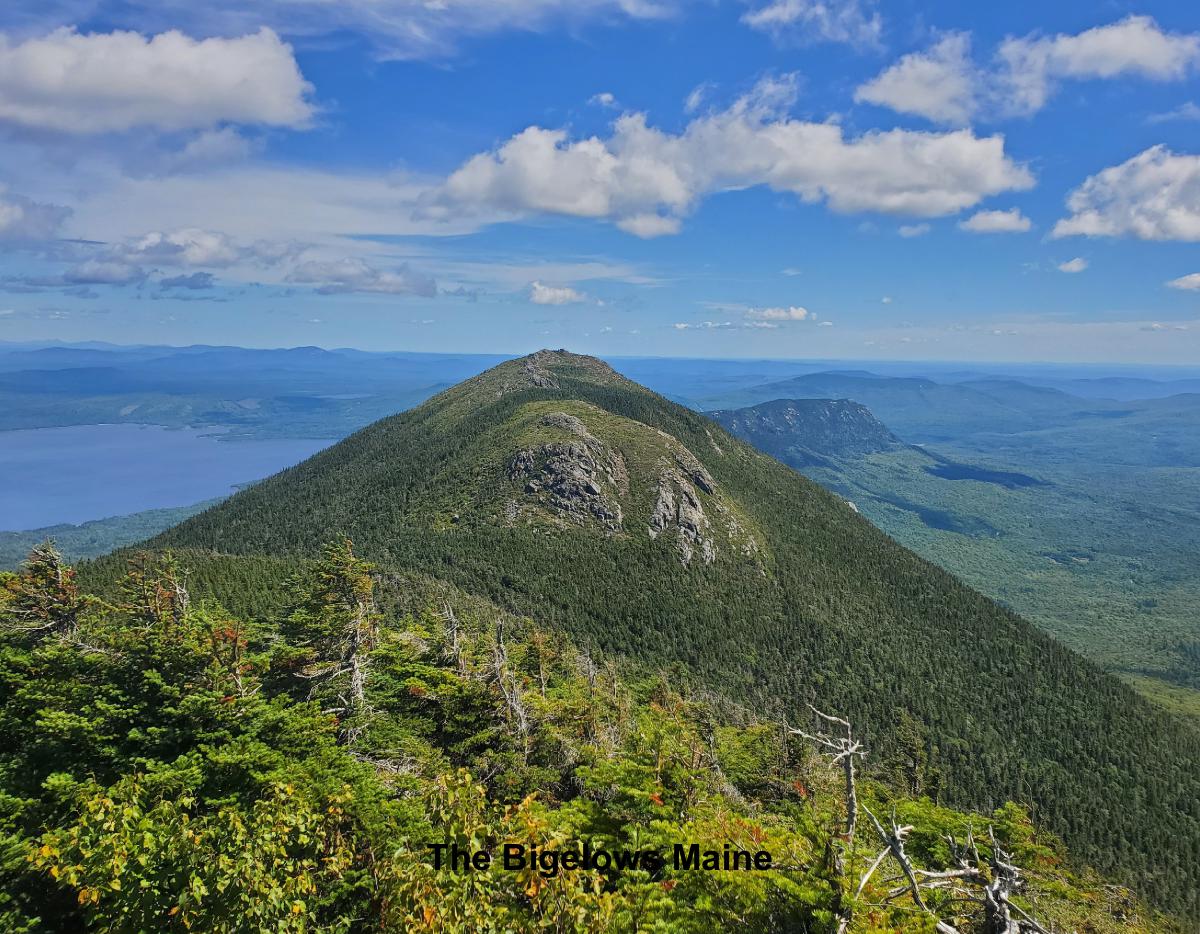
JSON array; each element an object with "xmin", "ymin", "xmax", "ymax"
[
  {"xmin": 523, "ymin": 354, "xmax": 560, "ymax": 389},
  {"xmin": 672, "ymin": 446, "xmax": 715, "ymax": 494},
  {"xmin": 507, "ymin": 413, "xmax": 627, "ymax": 531},
  {"xmin": 509, "ymin": 409, "xmax": 757, "ymax": 566},
  {"xmin": 649, "ymin": 461, "xmax": 716, "ymax": 565},
  {"xmin": 647, "ymin": 443, "xmax": 760, "ymax": 565}
]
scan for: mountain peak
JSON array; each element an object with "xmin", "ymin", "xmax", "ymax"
[
  {"xmin": 439, "ymin": 349, "xmax": 633, "ymax": 407},
  {"xmin": 514, "ymin": 348, "xmax": 621, "ymax": 383},
  {"xmin": 711, "ymin": 397, "xmax": 900, "ymax": 465},
  {"xmin": 523, "ymin": 347, "xmax": 600, "ymax": 364}
]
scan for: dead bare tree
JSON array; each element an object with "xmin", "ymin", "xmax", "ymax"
[
  {"xmin": 790, "ymin": 705, "xmax": 867, "ymax": 933},
  {"xmin": 491, "ymin": 622, "xmax": 531, "ymax": 762},
  {"xmin": 297, "ymin": 577, "xmax": 380, "ymax": 747},
  {"xmin": 792, "ymin": 707, "xmax": 1053, "ymax": 934},
  {"xmin": 859, "ymin": 805, "xmax": 960, "ymax": 933},
  {"xmin": 440, "ymin": 602, "xmax": 467, "ymax": 675},
  {"xmin": 790, "ymin": 705, "xmax": 866, "ymax": 843},
  {"xmin": 850, "ymin": 798, "xmax": 1053, "ymax": 933},
  {"xmin": 579, "ymin": 648, "xmax": 599, "ymax": 695},
  {"xmin": 528, "ymin": 628, "xmax": 551, "ymax": 697},
  {"xmin": 952, "ymin": 828, "xmax": 1053, "ymax": 934}
]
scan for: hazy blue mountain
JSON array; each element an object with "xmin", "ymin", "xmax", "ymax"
[{"xmin": 709, "ymin": 398, "xmax": 901, "ymax": 466}]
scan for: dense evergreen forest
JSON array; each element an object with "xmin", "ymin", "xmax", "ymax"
[
  {"xmin": 138, "ymin": 350, "xmax": 1200, "ymax": 923},
  {"xmin": 0, "ymin": 542, "xmax": 1178, "ymax": 932}
]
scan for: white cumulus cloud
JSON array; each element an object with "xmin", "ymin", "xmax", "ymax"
[
  {"xmin": 673, "ymin": 320, "xmax": 735, "ymax": 330},
  {"xmin": 0, "ymin": 27, "xmax": 314, "ymax": 133},
  {"xmin": 998, "ymin": 16, "xmax": 1200, "ymax": 115},
  {"xmin": 746, "ymin": 305, "xmax": 810, "ymax": 320},
  {"xmin": 424, "ymin": 78, "xmax": 1032, "ymax": 236},
  {"xmin": 959, "ymin": 208, "xmax": 1031, "ymax": 233},
  {"xmin": 898, "ymin": 223, "xmax": 931, "ymax": 237},
  {"xmin": 1053, "ymin": 146, "xmax": 1200, "ymax": 241},
  {"xmin": 115, "ymin": 228, "xmax": 243, "ymax": 267},
  {"xmin": 616, "ymin": 214, "xmax": 682, "ymax": 238},
  {"xmin": 529, "ymin": 281, "xmax": 587, "ymax": 304},
  {"xmin": 860, "ymin": 17, "xmax": 1200, "ymax": 123},
  {"xmin": 855, "ymin": 33, "xmax": 977, "ymax": 124},
  {"xmin": 1058, "ymin": 257, "xmax": 1088, "ymax": 273}
]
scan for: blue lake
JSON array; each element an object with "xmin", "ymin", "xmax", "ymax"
[{"xmin": 0, "ymin": 424, "xmax": 327, "ymax": 531}]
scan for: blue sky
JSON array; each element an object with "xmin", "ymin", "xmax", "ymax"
[{"xmin": 0, "ymin": 0, "xmax": 1197, "ymax": 362}]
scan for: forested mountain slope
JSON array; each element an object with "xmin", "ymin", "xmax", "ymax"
[
  {"xmin": 152, "ymin": 350, "xmax": 1200, "ymax": 921},
  {"xmin": 3, "ymin": 544, "xmax": 1174, "ymax": 931}
]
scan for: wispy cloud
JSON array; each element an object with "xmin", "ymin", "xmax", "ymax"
[
  {"xmin": 742, "ymin": 0, "xmax": 881, "ymax": 48},
  {"xmin": 1166, "ymin": 272, "xmax": 1200, "ymax": 291}
]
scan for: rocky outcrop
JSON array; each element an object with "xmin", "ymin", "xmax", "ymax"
[
  {"xmin": 523, "ymin": 354, "xmax": 560, "ymax": 390},
  {"xmin": 509, "ymin": 409, "xmax": 756, "ymax": 566},
  {"xmin": 507, "ymin": 413, "xmax": 627, "ymax": 531},
  {"xmin": 671, "ymin": 445, "xmax": 715, "ymax": 494},
  {"xmin": 649, "ymin": 463, "xmax": 716, "ymax": 565},
  {"xmin": 647, "ymin": 443, "xmax": 760, "ymax": 565}
]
